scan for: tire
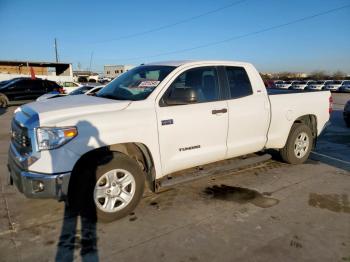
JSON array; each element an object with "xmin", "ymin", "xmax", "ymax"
[
  {"xmin": 280, "ymin": 123, "xmax": 313, "ymax": 164},
  {"xmin": 0, "ymin": 94, "xmax": 9, "ymax": 108},
  {"xmin": 68, "ymin": 152, "xmax": 145, "ymax": 222}
]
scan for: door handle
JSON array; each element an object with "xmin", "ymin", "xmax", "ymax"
[{"xmin": 212, "ymin": 108, "xmax": 227, "ymax": 114}]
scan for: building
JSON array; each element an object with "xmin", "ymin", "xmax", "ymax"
[
  {"xmin": 104, "ymin": 65, "xmax": 134, "ymax": 79},
  {"xmin": 0, "ymin": 60, "xmax": 73, "ymax": 82}
]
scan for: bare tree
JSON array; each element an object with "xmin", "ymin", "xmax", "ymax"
[
  {"xmin": 332, "ymin": 70, "xmax": 346, "ymax": 80},
  {"xmin": 309, "ymin": 71, "xmax": 328, "ymax": 80}
]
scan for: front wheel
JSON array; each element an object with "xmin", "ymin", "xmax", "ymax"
[
  {"xmin": 280, "ymin": 123, "xmax": 313, "ymax": 164},
  {"xmin": 68, "ymin": 153, "xmax": 145, "ymax": 222},
  {"xmin": 94, "ymin": 153, "xmax": 145, "ymax": 222}
]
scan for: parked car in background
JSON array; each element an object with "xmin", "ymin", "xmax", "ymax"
[
  {"xmin": 60, "ymin": 82, "xmax": 82, "ymax": 93},
  {"xmin": 291, "ymin": 80, "xmax": 309, "ymax": 90},
  {"xmin": 344, "ymin": 100, "xmax": 350, "ymax": 127},
  {"xmin": 274, "ymin": 80, "xmax": 284, "ymax": 88},
  {"xmin": 69, "ymin": 85, "xmax": 104, "ymax": 95},
  {"xmin": 306, "ymin": 80, "xmax": 326, "ymax": 91},
  {"xmin": 339, "ymin": 80, "xmax": 350, "ymax": 93},
  {"xmin": 264, "ymin": 80, "xmax": 276, "ymax": 88},
  {"xmin": 36, "ymin": 85, "xmax": 104, "ymax": 101},
  {"xmin": 0, "ymin": 78, "xmax": 63, "ymax": 107},
  {"xmin": 323, "ymin": 80, "xmax": 344, "ymax": 92},
  {"xmin": 279, "ymin": 80, "xmax": 294, "ymax": 89},
  {"xmin": 98, "ymin": 77, "xmax": 112, "ymax": 84}
]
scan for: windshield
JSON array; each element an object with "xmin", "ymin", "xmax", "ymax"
[
  {"xmin": 0, "ymin": 79, "xmax": 12, "ymax": 86},
  {"xmin": 97, "ymin": 65, "xmax": 176, "ymax": 101},
  {"xmin": 315, "ymin": 81, "xmax": 325, "ymax": 85},
  {"xmin": 284, "ymin": 81, "xmax": 292, "ymax": 84},
  {"xmin": 343, "ymin": 81, "xmax": 350, "ymax": 85},
  {"xmin": 0, "ymin": 78, "xmax": 23, "ymax": 89},
  {"xmin": 326, "ymin": 80, "xmax": 342, "ymax": 85}
]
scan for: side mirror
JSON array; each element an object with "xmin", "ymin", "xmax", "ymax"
[{"xmin": 165, "ymin": 87, "xmax": 198, "ymax": 105}]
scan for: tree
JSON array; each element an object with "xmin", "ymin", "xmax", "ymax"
[
  {"xmin": 332, "ymin": 70, "xmax": 346, "ymax": 80},
  {"xmin": 309, "ymin": 71, "xmax": 328, "ymax": 80}
]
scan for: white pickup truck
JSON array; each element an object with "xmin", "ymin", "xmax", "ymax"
[{"xmin": 8, "ymin": 60, "xmax": 331, "ymax": 221}]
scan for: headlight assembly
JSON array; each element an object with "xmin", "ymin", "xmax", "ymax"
[{"xmin": 36, "ymin": 127, "xmax": 77, "ymax": 151}]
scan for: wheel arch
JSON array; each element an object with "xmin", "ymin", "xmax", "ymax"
[
  {"xmin": 0, "ymin": 93, "xmax": 9, "ymax": 107},
  {"xmin": 293, "ymin": 114, "xmax": 317, "ymax": 146},
  {"xmin": 70, "ymin": 142, "xmax": 157, "ymax": 193}
]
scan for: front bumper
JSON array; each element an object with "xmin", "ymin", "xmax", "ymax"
[{"xmin": 8, "ymin": 146, "xmax": 71, "ymax": 200}]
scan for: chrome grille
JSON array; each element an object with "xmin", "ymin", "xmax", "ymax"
[{"xmin": 11, "ymin": 119, "xmax": 32, "ymax": 156}]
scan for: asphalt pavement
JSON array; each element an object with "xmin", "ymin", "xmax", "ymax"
[{"xmin": 0, "ymin": 93, "xmax": 349, "ymax": 262}]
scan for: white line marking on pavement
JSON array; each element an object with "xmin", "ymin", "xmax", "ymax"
[{"xmin": 311, "ymin": 151, "xmax": 350, "ymax": 165}]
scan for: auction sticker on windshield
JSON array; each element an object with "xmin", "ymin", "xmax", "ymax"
[{"xmin": 138, "ymin": 81, "xmax": 160, "ymax": 87}]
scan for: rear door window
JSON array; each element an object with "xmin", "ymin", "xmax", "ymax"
[
  {"xmin": 20, "ymin": 80, "xmax": 36, "ymax": 90},
  {"xmin": 29, "ymin": 80, "xmax": 45, "ymax": 91},
  {"xmin": 45, "ymin": 81, "xmax": 60, "ymax": 91},
  {"xmin": 225, "ymin": 67, "xmax": 253, "ymax": 99}
]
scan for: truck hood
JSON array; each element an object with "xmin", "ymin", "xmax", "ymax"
[{"xmin": 22, "ymin": 95, "xmax": 131, "ymax": 125}]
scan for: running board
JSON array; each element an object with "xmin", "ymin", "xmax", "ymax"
[{"xmin": 157, "ymin": 154, "xmax": 271, "ymax": 190}]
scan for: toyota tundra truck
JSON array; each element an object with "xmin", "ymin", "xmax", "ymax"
[{"xmin": 8, "ymin": 60, "xmax": 331, "ymax": 221}]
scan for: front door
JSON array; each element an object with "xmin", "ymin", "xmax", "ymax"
[{"xmin": 156, "ymin": 66, "xmax": 229, "ymax": 175}]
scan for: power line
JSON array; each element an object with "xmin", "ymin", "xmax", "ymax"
[
  {"xmin": 93, "ymin": 0, "xmax": 248, "ymax": 44},
  {"xmin": 117, "ymin": 4, "xmax": 350, "ymax": 62}
]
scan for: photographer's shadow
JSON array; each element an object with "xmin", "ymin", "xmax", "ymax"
[
  {"xmin": 55, "ymin": 205, "xmax": 98, "ymax": 261},
  {"xmin": 55, "ymin": 120, "xmax": 110, "ymax": 262}
]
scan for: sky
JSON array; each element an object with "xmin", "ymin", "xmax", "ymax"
[{"xmin": 0, "ymin": 0, "xmax": 349, "ymax": 73}]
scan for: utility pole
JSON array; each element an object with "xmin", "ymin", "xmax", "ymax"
[
  {"xmin": 54, "ymin": 38, "xmax": 59, "ymax": 62},
  {"xmin": 89, "ymin": 51, "xmax": 94, "ymax": 72}
]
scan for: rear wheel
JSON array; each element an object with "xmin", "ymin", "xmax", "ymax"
[{"xmin": 280, "ymin": 123, "xmax": 313, "ymax": 164}]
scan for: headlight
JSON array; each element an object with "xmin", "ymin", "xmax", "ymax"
[{"xmin": 36, "ymin": 127, "xmax": 77, "ymax": 151}]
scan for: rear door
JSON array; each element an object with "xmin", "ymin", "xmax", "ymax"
[
  {"xmin": 29, "ymin": 80, "xmax": 47, "ymax": 99},
  {"xmin": 223, "ymin": 66, "xmax": 270, "ymax": 158},
  {"xmin": 156, "ymin": 66, "xmax": 229, "ymax": 175}
]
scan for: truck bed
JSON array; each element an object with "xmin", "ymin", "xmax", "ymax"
[
  {"xmin": 265, "ymin": 88, "xmax": 331, "ymax": 149},
  {"xmin": 267, "ymin": 88, "xmax": 327, "ymax": 95}
]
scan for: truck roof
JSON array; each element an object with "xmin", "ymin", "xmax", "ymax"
[{"xmin": 146, "ymin": 60, "xmax": 252, "ymax": 67}]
